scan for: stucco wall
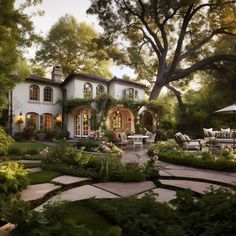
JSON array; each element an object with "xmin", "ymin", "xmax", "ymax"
[{"xmin": 11, "ymin": 82, "xmax": 62, "ymax": 133}]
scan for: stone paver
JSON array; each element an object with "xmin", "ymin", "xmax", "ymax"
[
  {"xmin": 137, "ymin": 188, "xmax": 176, "ymax": 203},
  {"xmin": 159, "ymin": 179, "xmax": 227, "ymax": 194},
  {"xmin": 17, "ymin": 160, "xmax": 41, "ymax": 164},
  {"xmin": 160, "ymin": 169, "xmax": 236, "ymax": 185},
  {"xmin": 93, "ymin": 181, "xmax": 156, "ymax": 197},
  {"xmin": 35, "ymin": 185, "xmax": 118, "ymax": 211},
  {"xmin": 20, "ymin": 183, "xmax": 60, "ymax": 202},
  {"xmin": 29, "ymin": 167, "xmax": 42, "ymax": 173},
  {"xmin": 51, "ymin": 175, "xmax": 91, "ymax": 185}
]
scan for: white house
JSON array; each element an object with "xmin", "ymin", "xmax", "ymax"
[{"xmin": 10, "ymin": 66, "xmax": 148, "ymax": 138}]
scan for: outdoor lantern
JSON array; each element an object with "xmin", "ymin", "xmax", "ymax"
[
  {"xmin": 55, "ymin": 114, "xmax": 62, "ymax": 124},
  {"xmin": 16, "ymin": 112, "xmax": 24, "ymax": 124}
]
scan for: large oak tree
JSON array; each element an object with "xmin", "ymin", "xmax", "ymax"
[
  {"xmin": 36, "ymin": 14, "xmax": 112, "ymax": 77},
  {"xmin": 87, "ymin": 0, "xmax": 236, "ymax": 100}
]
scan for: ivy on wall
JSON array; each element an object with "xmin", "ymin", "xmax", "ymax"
[{"xmin": 60, "ymin": 94, "xmax": 161, "ymax": 131}]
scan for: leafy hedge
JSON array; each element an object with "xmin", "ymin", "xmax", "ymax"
[
  {"xmin": 84, "ymin": 188, "xmax": 236, "ymax": 236},
  {"xmin": 148, "ymin": 140, "xmax": 236, "ymax": 171},
  {"xmin": 0, "ymin": 162, "xmax": 29, "ymax": 197}
]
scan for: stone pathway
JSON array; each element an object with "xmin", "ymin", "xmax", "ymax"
[
  {"xmin": 51, "ymin": 175, "xmax": 91, "ymax": 185},
  {"xmin": 17, "ymin": 146, "xmax": 236, "ymax": 212},
  {"xmin": 20, "ymin": 183, "xmax": 61, "ymax": 202},
  {"xmin": 93, "ymin": 181, "xmax": 156, "ymax": 197},
  {"xmin": 35, "ymin": 185, "xmax": 118, "ymax": 211},
  {"xmin": 29, "ymin": 167, "xmax": 42, "ymax": 173}
]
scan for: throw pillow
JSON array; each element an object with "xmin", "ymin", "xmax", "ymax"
[
  {"xmin": 203, "ymin": 128, "xmax": 213, "ymax": 137},
  {"xmin": 184, "ymin": 134, "xmax": 191, "ymax": 141}
]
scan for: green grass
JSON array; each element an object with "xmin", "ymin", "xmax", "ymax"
[
  {"xmin": 28, "ymin": 170, "xmax": 61, "ymax": 184},
  {"xmin": 9, "ymin": 142, "xmax": 48, "ymax": 152},
  {"xmin": 63, "ymin": 202, "xmax": 113, "ymax": 232}
]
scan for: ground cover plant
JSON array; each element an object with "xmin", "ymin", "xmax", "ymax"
[
  {"xmin": 1, "ymin": 200, "xmax": 121, "ymax": 236},
  {"xmin": 41, "ymin": 141, "xmax": 157, "ymax": 182},
  {"xmin": 148, "ymin": 140, "xmax": 236, "ymax": 171},
  {"xmin": 84, "ymin": 188, "xmax": 236, "ymax": 236}
]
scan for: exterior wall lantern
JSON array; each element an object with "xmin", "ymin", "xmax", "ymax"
[
  {"xmin": 55, "ymin": 114, "xmax": 62, "ymax": 126},
  {"xmin": 16, "ymin": 112, "xmax": 24, "ymax": 124}
]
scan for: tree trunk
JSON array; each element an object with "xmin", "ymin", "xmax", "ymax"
[{"xmin": 149, "ymin": 82, "xmax": 164, "ymax": 100}]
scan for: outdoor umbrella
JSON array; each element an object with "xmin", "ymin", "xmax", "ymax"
[{"xmin": 214, "ymin": 103, "xmax": 236, "ymax": 147}]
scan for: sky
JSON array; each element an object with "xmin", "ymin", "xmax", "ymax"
[{"xmin": 19, "ymin": 0, "xmax": 135, "ymax": 78}]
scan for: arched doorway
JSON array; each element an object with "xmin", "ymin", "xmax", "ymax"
[
  {"xmin": 106, "ymin": 108, "xmax": 135, "ymax": 132},
  {"xmin": 139, "ymin": 110, "xmax": 154, "ymax": 132}
]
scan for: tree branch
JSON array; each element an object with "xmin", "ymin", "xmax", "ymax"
[{"xmin": 168, "ymin": 55, "xmax": 236, "ymax": 82}]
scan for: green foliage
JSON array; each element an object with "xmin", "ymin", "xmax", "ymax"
[
  {"xmin": 76, "ymin": 139, "xmax": 100, "ymax": 151},
  {"xmin": 36, "ymin": 14, "xmax": 111, "ymax": 77},
  {"xmin": 42, "ymin": 141, "xmax": 149, "ymax": 182},
  {"xmin": 0, "ymin": 126, "xmax": 14, "ymax": 156},
  {"xmin": 0, "ymin": 162, "xmax": 29, "ymax": 197},
  {"xmin": 148, "ymin": 141, "xmax": 236, "ymax": 171},
  {"xmin": 87, "ymin": 0, "xmax": 236, "ymax": 100},
  {"xmin": 85, "ymin": 188, "xmax": 236, "ymax": 236},
  {"xmin": 1, "ymin": 200, "xmax": 121, "ymax": 236}
]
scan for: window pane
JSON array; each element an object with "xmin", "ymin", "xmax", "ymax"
[
  {"xmin": 96, "ymin": 85, "xmax": 104, "ymax": 95},
  {"xmin": 30, "ymin": 85, "xmax": 39, "ymax": 100},
  {"xmin": 84, "ymin": 83, "xmax": 93, "ymax": 98},
  {"xmin": 44, "ymin": 114, "xmax": 52, "ymax": 130},
  {"xmin": 44, "ymin": 87, "xmax": 53, "ymax": 102}
]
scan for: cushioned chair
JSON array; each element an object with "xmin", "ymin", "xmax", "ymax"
[
  {"xmin": 146, "ymin": 132, "xmax": 156, "ymax": 145},
  {"xmin": 175, "ymin": 132, "xmax": 204, "ymax": 151},
  {"xmin": 119, "ymin": 132, "xmax": 130, "ymax": 146}
]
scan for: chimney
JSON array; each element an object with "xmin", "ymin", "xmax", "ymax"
[{"xmin": 52, "ymin": 66, "xmax": 63, "ymax": 82}]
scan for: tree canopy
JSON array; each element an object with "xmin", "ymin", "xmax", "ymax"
[
  {"xmin": 87, "ymin": 0, "xmax": 236, "ymax": 100},
  {"xmin": 36, "ymin": 14, "xmax": 112, "ymax": 77},
  {"xmin": 0, "ymin": 0, "xmax": 41, "ymax": 109}
]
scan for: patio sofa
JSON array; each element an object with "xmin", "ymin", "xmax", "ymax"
[{"xmin": 203, "ymin": 128, "xmax": 236, "ymax": 144}]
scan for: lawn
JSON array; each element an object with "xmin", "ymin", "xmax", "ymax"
[
  {"xmin": 9, "ymin": 141, "xmax": 49, "ymax": 152},
  {"xmin": 28, "ymin": 170, "xmax": 61, "ymax": 184},
  {"xmin": 23, "ymin": 162, "xmax": 41, "ymax": 169}
]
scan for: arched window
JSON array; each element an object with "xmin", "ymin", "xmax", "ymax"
[
  {"xmin": 43, "ymin": 113, "xmax": 53, "ymax": 130},
  {"xmin": 83, "ymin": 83, "xmax": 93, "ymax": 98},
  {"xmin": 113, "ymin": 110, "xmax": 122, "ymax": 129},
  {"xmin": 135, "ymin": 90, "xmax": 139, "ymax": 99},
  {"xmin": 44, "ymin": 87, "xmax": 53, "ymax": 102},
  {"xmin": 29, "ymin": 85, "xmax": 40, "ymax": 101},
  {"xmin": 96, "ymin": 85, "xmax": 104, "ymax": 96},
  {"xmin": 127, "ymin": 88, "xmax": 134, "ymax": 99},
  {"xmin": 26, "ymin": 113, "xmax": 39, "ymax": 130}
]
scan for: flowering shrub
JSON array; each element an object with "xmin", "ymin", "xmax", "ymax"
[
  {"xmin": 99, "ymin": 141, "xmax": 123, "ymax": 156},
  {"xmin": 219, "ymin": 145, "xmax": 235, "ymax": 161},
  {"xmin": 88, "ymin": 130, "xmax": 102, "ymax": 140},
  {"xmin": 0, "ymin": 126, "xmax": 14, "ymax": 156}
]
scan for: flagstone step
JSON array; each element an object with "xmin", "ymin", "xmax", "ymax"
[
  {"xmin": 137, "ymin": 188, "xmax": 177, "ymax": 203},
  {"xmin": 29, "ymin": 167, "xmax": 42, "ymax": 173},
  {"xmin": 159, "ymin": 169, "xmax": 236, "ymax": 185},
  {"xmin": 34, "ymin": 185, "xmax": 118, "ymax": 211},
  {"xmin": 159, "ymin": 179, "xmax": 229, "ymax": 194},
  {"xmin": 92, "ymin": 181, "xmax": 156, "ymax": 197},
  {"xmin": 20, "ymin": 183, "xmax": 61, "ymax": 202},
  {"xmin": 51, "ymin": 175, "xmax": 92, "ymax": 186}
]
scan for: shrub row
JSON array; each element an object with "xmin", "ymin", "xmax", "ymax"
[
  {"xmin": 148, "ymin": 141, "xmax": 236, "ymax": 171},
  {"xmin": 41, "ymin": 142, "xmax": 157, "ymax": 182}
]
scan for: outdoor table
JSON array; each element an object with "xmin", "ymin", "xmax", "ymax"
[{"xmin": 127, "ymin": 135, "xmax": 149, "ymax": 146}]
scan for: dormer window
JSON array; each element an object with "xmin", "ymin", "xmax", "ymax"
[
  {"xmin": 127, "ymin": 88, "xmax": 134, "ymax": 99},
  {"xmin": 96, "ymin": 85, "xmax": 104, "ymax": 96},
  {"xmin": 84, "ymin": 83, "xmax": 93, "ymax": 98},
  {"xmin": 44, "ymin": 87, "xmax": 53, "ymax": 102},
  {"xmin": 29, "ymin": 85, "xmax": 40, "ymax": 101}
]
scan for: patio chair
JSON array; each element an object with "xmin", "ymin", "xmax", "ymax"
[
  {"xmin": 145, "ymin": 132, "xmax": 156, "ymax": 145},
  {"xmin": 119, "ymin": 132, "xmax": 130, "ymax": 146},
  {"xmin": 174, "ymin": 132, "xmax": 204, "ymax": 151}
]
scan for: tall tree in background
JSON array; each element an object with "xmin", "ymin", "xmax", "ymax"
[
  {"xmin": 36, "ymin": 14, "xmax": 112, "ymax": 77},
  {"xmin": 0, "ymin": 0, "xmax": 41, "ymax": 109},
  {"xmin": 87, "ymin": 0, "xmax": 236, "ymax": 100}
]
